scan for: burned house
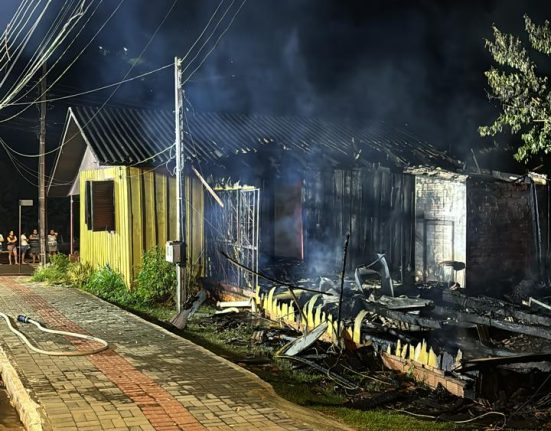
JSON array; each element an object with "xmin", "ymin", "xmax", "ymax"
[
  {"xmin": 47, "ymin": 104, "xmax": 547, "ymax": 298},
  {"xmin": 410, "ymin": 167, "xmax": 548, "ymax": 296}
]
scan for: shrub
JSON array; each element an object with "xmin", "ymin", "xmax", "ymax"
[
  {"xmin": 49, "ymin": 253, "xmax": 70, "ymax": 272},
  {"xmin": 31, "ymin": 265, "xmax": 66, "ymax": 284},
  {"xmin": 82, "ymin": 265, "xmax": 131, "ymax": 304},
  {"xmin": 31, "ymin": 253, "xmax": 70, "ymax": 285},
  {"xmin": 134, "ymin": 247, "xmax": 176, "ymax": 305},
  {"xmin": 66, "ymin": 261, "xmax": 94, "ymax": 289}
]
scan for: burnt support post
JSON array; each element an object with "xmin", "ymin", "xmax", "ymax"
[{"xmin": 337, "ymin": 233, "xmax": 350, "ymax": 342}]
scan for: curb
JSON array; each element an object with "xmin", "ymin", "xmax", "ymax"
[{"xmin": 0, "ymin": 346, "xmax": 45, "ymax": 431}]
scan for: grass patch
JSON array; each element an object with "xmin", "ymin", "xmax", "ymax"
[
  {"xmin": 178, "ymin": 307, "xmax": 459, "ymax": 431},
  {"xmin": 320, "ymin": 408, "xmax": 457, "ymax": 431}
]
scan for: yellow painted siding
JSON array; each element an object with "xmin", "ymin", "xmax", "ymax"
[
  {"xmin": 156, "ymin": 174, "xmax": 168, "ymax": 249},
  {"xmin": 186, "ymin": 176, "xmax": 205, "ymax": 278},
  {"xmin": 168, "ymin": 178, "xmax": 177, "ymax": 241},
  {"xmin": 80, "ymin": 166, "xmax": 205, "ymax": 287},
  {"xmin": 143, "ymin": 171, "xmax": 156, "ymax": 251},
  {"xmin": 79, "ymin": 167, "xmax": 133, "ymax": 285},
  {"xmin": 128, "ymin": 167, "xmax": 143, "ymax": 279}
]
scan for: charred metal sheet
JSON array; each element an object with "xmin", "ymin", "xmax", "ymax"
[
  {"xmin": 283, "ymin": 322, "xmax": 329, "ymax": 356},
  {"xmin": 170, "ymin": 288, "xmax": 208, "ymax": 329},
  {"xmin": 528, "ymin": 297, "xmax": 551, "ymax": 313},
  {"xmin": 354, "ymin": 254, "xmax": 394, "ymax": 297},
  {"xmin": 374, "ymin": 295, "xmax": 432, "ymax": 310}
]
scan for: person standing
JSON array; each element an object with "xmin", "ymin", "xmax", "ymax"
[
  {"xmin": 0, "ymin": 233, "xmax": 4, "ymax": 252},
  {"xmin": 6, "ymin": 231, "xmax": 17, "ymax": 265},
  {"xmin": 19, "ymin": 233, "xmax": 29, "ymax": 264},
  {"xmin": 29, "ymin": 229, "xmax": 40, "ymax": 264},
  {"xmin": 47, "ymin": 230, "xmax": 58, "ymax": 257}
]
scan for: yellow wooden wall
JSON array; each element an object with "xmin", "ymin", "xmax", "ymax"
[
  {"xmin": 79, "ymin": 167, "xmax": 133, "ymax": 284},
  {"xmin": 80, "ymin": 166, "xmax": 204, "ymax": 287}
]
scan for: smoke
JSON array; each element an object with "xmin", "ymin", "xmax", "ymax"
[{"xmin": 4, "ymin": 0, "xmax": 551, "ymax": 175}]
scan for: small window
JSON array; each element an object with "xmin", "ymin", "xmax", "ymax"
[{"xmin": 85, "ymin": 180, "xmax": 115, "ymax": 232}]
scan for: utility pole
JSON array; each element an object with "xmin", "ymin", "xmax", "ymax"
[
  {"xmin": 39, "ymin": 62, "xmax": 47, "ymax": 265},
  {"xmin": 174, "ymin": 57, "xmax": 187, "ymax": 311}
]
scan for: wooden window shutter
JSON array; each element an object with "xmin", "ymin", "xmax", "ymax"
[
  {"xmin": 91, "ymin": 180, "xmax": 115, "ymax": 231},
  {"xmin": 85, "ymin": 181, "xmax": 92, "ymax": 230}
]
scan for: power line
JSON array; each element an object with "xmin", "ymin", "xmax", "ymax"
[
  {"xmin": 0, "ymin": 1, "xmax": 95, "ymax": 109},
  {"xmin": 9, "ymin": 0, "xmax": 105, "ymax": 106},
  {"xmin": 36, "ymin": 0, "xmax": 180, "ymax": 158},
  {"xmin": 0, "ymin": 0, "xmax": 123, "ymax": 121},
  {"xmin": 1, "ymin": 2, "xmax": 178, "ymax": 165},
  {"xmin": 183, "ymin": 0, "xmax": 247, "ymax": 84},
  {"xmin": 5, "ymin": 63, "xmax": 171, "ymax": 107},
  {"xmin": 180, "ymin": 0, "xmax": 234, "ymax": 74}
]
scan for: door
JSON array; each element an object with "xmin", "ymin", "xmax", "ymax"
[{"xmin": 206, "ymin": 187, "xmax": 260, "ymax": 294}]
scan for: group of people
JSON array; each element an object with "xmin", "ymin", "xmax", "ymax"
[{"xmin": 0, "ymin": 229, "xmax": 58, "ymax": 264}]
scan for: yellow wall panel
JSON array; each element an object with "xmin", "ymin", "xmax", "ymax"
[
  {"xmin": 155, "ymin": 174, "xmax": 168, "ymax": 248},
  {"xmin": 143, "ymin": 171, "xmax": 156, "ymax": 252},
  {"xmin": 128, "ymin": 167, "xmax": 144, "ymax": 278},
  {"xmin": 80, "ymin": 166, "xmax": 205, "ymax": 287},
  {"xmin": 79, "ymin": 166, "xmax": 132, "ymax": 285}
]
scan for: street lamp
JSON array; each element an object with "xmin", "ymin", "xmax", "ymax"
[{"xmin": 19, "ymin": 199, "xmax": 33, "ymax": 274}]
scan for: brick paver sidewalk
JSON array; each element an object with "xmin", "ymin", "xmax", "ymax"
[{"xmin": 0, "ymin": 277, "xmax": 352, "ymax": 431}]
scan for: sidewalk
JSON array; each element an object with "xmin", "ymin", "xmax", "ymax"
[{"xmin": 0, "ymin": 277, "xmax": 352, "ymax": 431}]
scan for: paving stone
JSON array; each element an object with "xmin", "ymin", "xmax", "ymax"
[{"xmin": 0, "ymin": 277, "xmax": 351, "ymax": 431}]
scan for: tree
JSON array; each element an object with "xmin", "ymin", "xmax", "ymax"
[{"xmin": 480, "ymin": 15, "xmax": 551, "ymax": 163}]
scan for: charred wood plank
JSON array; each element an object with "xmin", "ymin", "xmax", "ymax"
[
  {"xmin": 431, "ymin": 305, "xmax": 551, "ymax": 340},
  {"xmin": 458, "ymin": 352, "xmax": 551, "ymax": 372},
  {"xmin": 442, "ymin": 291, "xmax": 551, "ymax": 327},
  {"xmin": 360, "ymin": 301, "xmax": 445, "ymax": 330}
]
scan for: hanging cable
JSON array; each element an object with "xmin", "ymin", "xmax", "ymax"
[
  {"xmin": 182, "ymin": 0, "xmax": 248, "ymax": 84},
  {"xmin": 6, "ymin": 63, "xmax": 170, "ymax": 107}
]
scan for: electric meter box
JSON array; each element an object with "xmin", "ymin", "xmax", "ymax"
[{"xmin": 165, "ymin": 241, "xmax": 182, "ymax": 264}]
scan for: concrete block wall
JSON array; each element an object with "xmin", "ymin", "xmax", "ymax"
[
  {"xmin": 414, "ymin": 176, "xmax": 467, "ymax": 286},
  {"xmin": 466, "ymin": 178, "xmax": 534, "ymax": 295}
]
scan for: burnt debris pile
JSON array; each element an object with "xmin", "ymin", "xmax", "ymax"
[{"xmin": 198, "ymin": 250, "xmax": 551, "ymax": 429}]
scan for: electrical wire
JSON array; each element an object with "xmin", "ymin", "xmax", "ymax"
[
  {"xmin": 0, "ymin": 0, "xmax": 93, "ymax": 109},
  {"xmin": 6, "ymin": 63, "xmax": 171, "ymax": 107},
  {"xmin": 182, "ymin": 0, "xmax": 248, "ymax": 84},
  {"xmin": 392, "ymin": 408, "xmax": 507, "ymax": 430},
  {"xmin": 0, "ymin": 0, "xmax": 174, "ymax": 164},
  {"xmin": 0, "ymin": 0, "xmax": 45, "ymax": 71},
  {"xmin": 180, "ymin": 0, "xmax": 236, "ymax": 76},
  {"xmin": 4, "ymin": 0, "xmax": 77, "ymax": 98},
  {"xmin": 180, "ymin": 0, "xmax": 227, "ymax": 65},
  {"xmin": 21, "ymin": 0, "xmax": 180, "ymax": 161},
  {"xmin": 0, "ymin": 0, "xmax": 123, "ymax": 120},
  {"xmin": 7, "ymin": 0, "xmax": 105, "ymax": 106}
]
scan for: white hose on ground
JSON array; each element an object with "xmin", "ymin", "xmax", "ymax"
[{"xmin": 0, "ymin": 312, "xmax": 108, "ymax": 356}]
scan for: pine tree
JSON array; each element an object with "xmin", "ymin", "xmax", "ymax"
[{"xmin": 480, "ymin": 15, "xmax": 551, "ymax": 162}]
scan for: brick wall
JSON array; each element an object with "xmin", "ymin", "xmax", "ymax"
[
  {"xmin": 466, "ymin": 178, "xmax": 534, "ymax": 295},
  {"xmin": 414, "ymin": 176, "xmax": 467, "ymax": 286}
]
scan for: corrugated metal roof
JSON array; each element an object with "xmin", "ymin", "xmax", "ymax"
[{"xmin": 69, "ymin": 105, "xmax": 460, "ymax": 169}]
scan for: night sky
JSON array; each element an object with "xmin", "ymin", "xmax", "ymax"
[{"xmin": 1, "ymin": 0, "xmax": 551, "ymax": 234}]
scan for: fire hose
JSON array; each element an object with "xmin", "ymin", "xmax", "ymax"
[{"xmin": 0, "ymin": 312, "xmax": 108, "ymax": 356}]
